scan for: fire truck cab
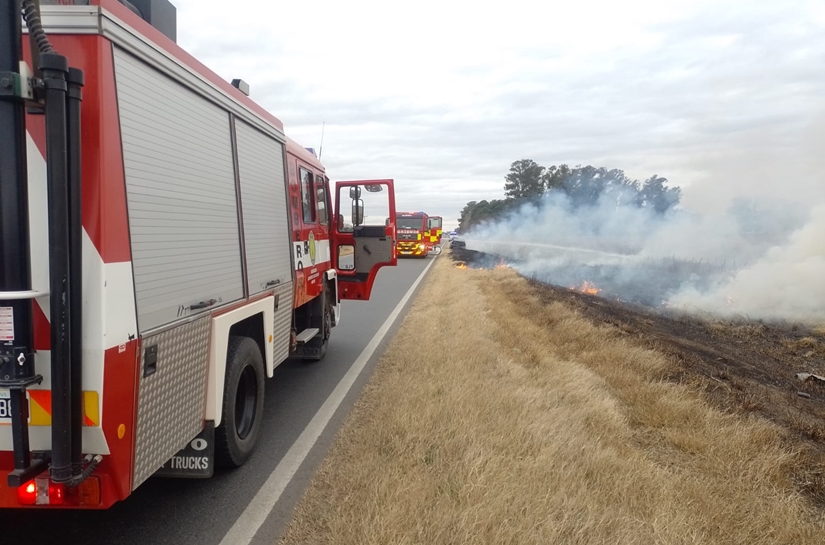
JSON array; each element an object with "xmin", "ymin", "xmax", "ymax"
[
  {"xmin": 0, "ymin": 0, "xmax": 397, "ymax": 509},
  {"xmin": 396, "ymin": 211, "xmax": 430, "ymax": 258}
]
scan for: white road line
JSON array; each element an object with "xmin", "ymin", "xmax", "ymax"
[{"xmin": 220, "ymin": 255, "xmax": 440, "ymax": 545}]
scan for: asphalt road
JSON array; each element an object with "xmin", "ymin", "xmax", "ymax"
[{"xmin": 0, "ymin": 255, "xmax": 436, "ymax": 545}]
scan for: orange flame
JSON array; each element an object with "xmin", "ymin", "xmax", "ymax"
[
  {"xmin": 571, "ymin": 280, "xmax": 601, "ymax": 295},
  {"xmin": 494, "ymin": 260, "xmax": 509, "ymax": 270},
  {"xmin": 455, "ymin": 262, "xmax": 468, "ymax": 270}
]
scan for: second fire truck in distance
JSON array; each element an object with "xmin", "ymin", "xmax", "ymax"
[
  {"xmin": 426, "ymin": 216, "xmax": 443, "ymax": 246},
  {"xmin": 396, "ymin": 211, "xmax": 430, "ymax": 258}
]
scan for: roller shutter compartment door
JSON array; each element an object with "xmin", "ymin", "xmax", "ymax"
[{"xmin": 114, "ymin": 47, "xmax": 244, "ymax": 332}]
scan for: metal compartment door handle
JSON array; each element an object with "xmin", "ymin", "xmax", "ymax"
[{"xmin": 189, "ymin": 299, "xmax": 217, "ymax": 310}]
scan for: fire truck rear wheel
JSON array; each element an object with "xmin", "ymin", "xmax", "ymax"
[{"xmin": 215, "ymin": 336, "xmax": 265, "ymax": 468}]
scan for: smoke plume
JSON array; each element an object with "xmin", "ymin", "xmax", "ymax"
[
  {"xmin": 464, "ymin": 183, "xmax": 824, "ymax": 324},
  {"xmin": 667, "ymin": 204, "xmax": 825, "ymax": 321}
]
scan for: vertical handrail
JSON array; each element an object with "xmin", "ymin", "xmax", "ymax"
[{"xmin": 0, "ymin": 0, "xmax": 45, "ymax": 487}]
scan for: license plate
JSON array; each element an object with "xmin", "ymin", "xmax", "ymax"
[
  {"xmin": 0, "ymin": 390, "xmax": 12, "ymax": 419},
  {"xmin": 0, "ymin": 389, "xmax": 31, "ymax": 423}
]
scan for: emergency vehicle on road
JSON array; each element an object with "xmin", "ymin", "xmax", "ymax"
[
  {"xmin": 0, "ymin": 0, "xmax": 397, "ymax": 508},
  {"xmin": 395, "ymin": 211, "xmax": 430, "ymax": 258}
]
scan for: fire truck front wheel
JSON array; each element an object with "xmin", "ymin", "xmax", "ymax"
[{"xmin": 216, "ymin": 336, "xmax": 266, "ymax": 468}]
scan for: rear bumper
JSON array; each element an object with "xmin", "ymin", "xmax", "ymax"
[{"xmin": 0, "ymin": 452, "xmax": 123, "ymax": 509}]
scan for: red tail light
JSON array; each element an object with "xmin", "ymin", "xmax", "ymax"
[
  {"xmin": 49, "ymin": 481, "xmax": 66, "ymax": 505},
  {"xmin": 17, "ymin": 481, "xmax": 37, "ymax": 505},
  {"xmin": 16, "ymin": 476, "xmax": 101, "ymax": 506}
]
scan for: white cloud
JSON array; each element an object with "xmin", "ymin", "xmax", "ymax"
[{"xmin": 168, "ymin": 0, "xmax": 825, "ymax": 224}]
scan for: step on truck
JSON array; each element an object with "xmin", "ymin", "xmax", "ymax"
[{"xmin": 0, "ymin": 0, "xmax": 398, "ymax": 508}]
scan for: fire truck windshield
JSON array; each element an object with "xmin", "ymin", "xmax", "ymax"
[{"xmin": 397, "ymin": 218, "xmax": 424, "ymax": 230}]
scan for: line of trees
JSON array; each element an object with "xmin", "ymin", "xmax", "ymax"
[{"xmin": 459, "ymin": 159, "xmax": 681, "ymax": 232}]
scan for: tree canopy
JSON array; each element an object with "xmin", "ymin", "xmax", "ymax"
[
  {"xmin": 459, "ymin": 160, "xmax": 681, "ymax": 232},
  {"xmin": 503, "ymin": 159, "xmax": 545, "ymax": 200}
]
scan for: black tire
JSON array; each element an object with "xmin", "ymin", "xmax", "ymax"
[
  {"xmin": 215, "ymin": 336, "xmax": 265, "ymax": 468},
  {"xmin": 304, "ymin": 284, "xmax": 332, "ymax": 362}
]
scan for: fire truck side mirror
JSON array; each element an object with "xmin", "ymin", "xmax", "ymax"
[
  {"xmin": 349, "ymin": 186, "xmax": 361, "ymax": 200},
  {"xmin": 352, "ymin": 199, "xmax": 364, "ymax": 226}
]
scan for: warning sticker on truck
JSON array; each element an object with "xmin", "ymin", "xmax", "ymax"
[{"xmin": 0, "ymin": 307, "xmax": 14, "ymax": 342}]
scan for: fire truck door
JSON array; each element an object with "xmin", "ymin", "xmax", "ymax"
[{"xmin": 332, "ymin": 180, "xmax": 398, "ymax": 301}]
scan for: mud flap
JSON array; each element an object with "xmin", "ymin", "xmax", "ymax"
[
  {"xmin": 154, "ymin": 422, "xmax": 215, "ymax": 479},
  {"xmin": 293, "ymin": 344, "xmax": 325, "ymax": 359}
]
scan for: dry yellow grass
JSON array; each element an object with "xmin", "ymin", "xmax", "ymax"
[{"xmin": 277, "ymin": 254, "xmax": 825, "ymax": 545}]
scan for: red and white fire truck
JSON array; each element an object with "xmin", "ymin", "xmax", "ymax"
[{"xmin": 0, "ymin": 0, "xmax": 398, "ymax": 508}]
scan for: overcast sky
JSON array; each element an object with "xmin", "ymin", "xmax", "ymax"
[{"xmin": 171, "ymin": 0, "xmax": 825, "ymax": 229}]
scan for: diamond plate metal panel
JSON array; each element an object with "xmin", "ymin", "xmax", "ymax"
[
  {"xmin": 133, "ymin": 316, "xmax": 210, "ymax": 489},
  {"xmin": 272, "ymin": 282, "xmax": 294, "ymax": 368}
]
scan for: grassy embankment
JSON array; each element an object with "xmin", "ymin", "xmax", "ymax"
[{"xmin": 278, "ymin": 251, "xmax": 825, "ymax": 545}]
